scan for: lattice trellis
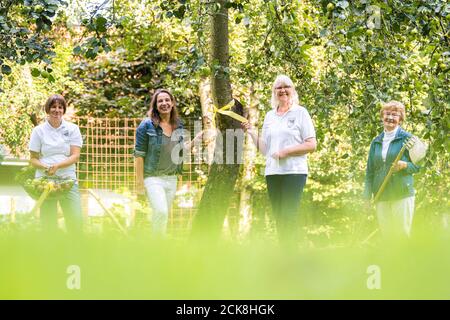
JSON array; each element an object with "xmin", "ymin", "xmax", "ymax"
[
  {"xmin": 73, "ymin": 116, "xmax": 207, "ymax": 235},
  {"xmin": 74, "ymin": 117, "xmax": 138, "ymax": 192}
]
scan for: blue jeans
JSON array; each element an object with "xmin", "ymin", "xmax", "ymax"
[
  {"xmin": 40, "ymin": 184, "xmax": 83, "ymax": 234},
  {"xmin": 266, "ymin": 174, "xmax": 307, "ymax": 245}
]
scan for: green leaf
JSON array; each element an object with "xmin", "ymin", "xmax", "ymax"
[
  {"xmin": 173, "ymin": 5, "xmax": 186, "ymax": 19},
  {"xmin": 1, "ymin": 65, "xmax": 12, "ymax": 75},
  {"xmin": 31, "ymin": 68, "xmax": 41, "ymax": 77},
  {"xmin": 85, "ymin": 48, "xmax": 97, "ymax": 59},
  {"xmin": 73, "ymin": 46, "xmax": 82, "ymax": 55},
  {"xmin": 96, "ymin": 16, "xmax": 107, "ymax": 32}
]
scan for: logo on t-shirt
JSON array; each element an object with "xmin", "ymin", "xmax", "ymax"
[
  {"xmin": 287, "ymin": 117, "xmax": 295, "ymax": 129},
  {"xmin": 63, "ymin": 130, "xmax": 69, "ymax": 137}
]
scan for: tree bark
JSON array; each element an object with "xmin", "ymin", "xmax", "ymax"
[
  {"xmin": 191, "ymin": 0, "xmax": 245, "ymax": 239},
  {"xmin": 238, "ymin": 86, "xmax": 259, "ymax": 239},
  {"xmin": 198, "ymin": 78, "xmax": 216, "ymax": 164}
]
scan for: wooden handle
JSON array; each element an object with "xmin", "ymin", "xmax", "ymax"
[
  {"xmin": 373, "ymin": 140, "xmax": 409, "ymax": 203},
  {"xmin": 30, "ymin": 185, "xmax": 52, "ymax": 216},
  {"xmin": 88, "ymin": 189, "xmax": 128, "ymax": 236}
]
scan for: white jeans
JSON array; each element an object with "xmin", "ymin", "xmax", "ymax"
[
  {"xmin": 144, "ymin": 175, "xmax": 178, "ymax": 236},
  {"xmin": 376, "ymin": 196, "xmax": 415, "ymax": 237}
]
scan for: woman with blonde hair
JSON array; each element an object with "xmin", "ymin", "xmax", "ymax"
[
  {"xmin": 242, "ymin": 75, "xmax": 317, "ymax": 246},
  {"xmin": 364, "ymin": 100, "xmax": 420, "ymax": 237}
]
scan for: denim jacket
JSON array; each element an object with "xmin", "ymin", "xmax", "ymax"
[
  {"xmin": 134, "ymin": 118, "xmax": 184, "ymax": 177},
  {"xmin": 364, "ymin": 127, "xmax": 420, "ymax": 202}
]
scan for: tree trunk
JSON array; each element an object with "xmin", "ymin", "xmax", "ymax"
[
  {"xmin": 198, "ymin": 78, "xmax": 216, "ymax": 164},
  {"xmin": 238, "ymin": 86, "xmax": 259, "ymax": 239},
  {"xmin": 191, "ymin": 0, "xmax": 244, "ymax": 239}
]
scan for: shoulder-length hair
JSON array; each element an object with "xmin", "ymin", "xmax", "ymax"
[
  {"xmin": 270, "ymin": 75, "xmax": 299, "ymax": 109},
  {"xmin": 148, "ymin": 89, "xmax": 180, "ymax": 128},
  {"xmin": 44, "ymin": 94, "xmax": 67, "ymax": 114}
]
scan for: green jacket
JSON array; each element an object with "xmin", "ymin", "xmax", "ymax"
[{"xmin": 364, "ymin": 127, "xmax": 420, "ymax": 202}]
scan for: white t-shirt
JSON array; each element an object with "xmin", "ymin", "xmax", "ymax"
[
  {"xmin": 29, "ymin": 120, "xmax": 83, "ymax": 180},
  {"xmin": 382, "ymin": 126, "xmax": 399, "ymax": 161},
  {"xmin": 262, "ymin": 105, "xmax": 316, "ymax": 176}
]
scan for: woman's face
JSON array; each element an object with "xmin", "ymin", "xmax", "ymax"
[
  {"xmin": 382, "ymin": 109, "xmax": 401, "ymax": 131},
  {"xmin": 156, "ymin": 92, "xmax": 173, "ymax": 116},
  {"xmin": 47, "ymin": 102, "xmax": 64, "ymax": 122},
  {"xmin": 275, "ymin": 83, "xmax": 293, "ymax": 105}
]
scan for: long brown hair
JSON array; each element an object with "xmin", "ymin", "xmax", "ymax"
[{"xmin": 148, "ymin": 89, "xmax": 180, "ymax": 128}]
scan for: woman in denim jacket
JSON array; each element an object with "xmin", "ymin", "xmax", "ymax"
[
  {"xmin": 364, "ymin": 101, "xmax": 420, "ymax": 237},
  {"xmin": 134, "ymin": 89, "xmax": 186, "ymax": 236}
]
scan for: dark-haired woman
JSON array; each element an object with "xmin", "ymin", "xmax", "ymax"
[
  {"xmin": 134, "ymin": 89, "xmax": 188, "ymax": 237},
  {"xmin": 28, "ymin": 94, "xmax": 83, "ymax": 234}
]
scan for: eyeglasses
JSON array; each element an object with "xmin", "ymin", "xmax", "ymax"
[
  {"xmin": 383, "ymin": 112, "xmax": 400, "ymax": 118},
  {"xmin": 275, "ymin": 85, "xmax": 292, "ymax": 90}
]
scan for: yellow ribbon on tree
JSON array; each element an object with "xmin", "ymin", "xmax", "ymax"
[{"xmin": 213, "ymin": 100, "xmax": 247, "ymax": 123}]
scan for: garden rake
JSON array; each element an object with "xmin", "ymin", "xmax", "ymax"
[
  {"xmin": 360, "ymin": 135, "xmax": 427, "ymax": 245},
  {"xmin": 373, "ymin": 136, "xmax": 427, "ymax": 203}
]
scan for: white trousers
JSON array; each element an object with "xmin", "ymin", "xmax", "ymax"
[
  {"xmin": 144, "ymin": 175, "xmax": 178, "ymax": 236},
  {"xmin": 376, "ymin": 196, "xmax": 415, "ymax": 237}
]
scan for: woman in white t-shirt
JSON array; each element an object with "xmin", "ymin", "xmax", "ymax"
[
  {"xmin": 242, "ymin": 75, "xmax": 317, "ymax": 246},
  {"xmin": 29, "ymin": 94, "xmax": 83, "ymax": 234}
]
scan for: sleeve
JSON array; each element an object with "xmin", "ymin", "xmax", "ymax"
[
  {"xmin": 299, "ymin": 109, "xmax": 316, "ymax": 141},
  {"xmin": 404, "ymin": 149, "xmax": 420, "ymax": 175},
  {"xmin": 405, "ymin": 162, "xmax": 420, "ymax": 174},
  {"xmin": 134, "ymin": 120, "xmax": 148, "ymax": 158},
  {"xmin": 69, "ymin": 125, "xmax": 83, "ymax": 147},
  {"xmin": 261, "ymin": 113, "xmax": 270, "ymax": 145},
  {"xmin": 29, "ymin": 128, "xmax": 41, "ymax": 153},
  {"xmin": 363, "ymin": 142, "xmax": 375, "ymax": 200}
]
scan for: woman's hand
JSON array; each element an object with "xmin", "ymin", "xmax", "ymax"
[
  {"xmin": 135, "ymin": 157, "xmax": 145, "ymax": 196},
  {"xmin": 241, "ymin": 122, "xmax": 267, "ymax": 155},
  {"xmin": 393, "ymin": 160, "xmax": 407, "ymax": 172},
  {"xmin": 40, "ymin": 146, "xmax": 80, "ymax": 176},
  {"xmin": 271, "ymin": 149, "xmax": 288, "ymax": 160},
  {"xmin": 46, "ymin": 164, "xmax": 58, "ymax": 176},
  {"xmin": 241, "ymin": 122, "xmax": 252, "ymax": 132},
  {"xmin": 136, "ymin": 183, "xmax": 146, "ymax": 196}
]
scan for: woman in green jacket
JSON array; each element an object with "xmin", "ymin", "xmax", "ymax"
[{"xmin": 364, "ymin": 101, "xmax": 420, "ymax": 237}]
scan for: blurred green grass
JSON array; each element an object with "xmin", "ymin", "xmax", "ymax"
[{"xmin": 1, "ymin": 228, "xmax": 450, "ymax": 299}]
